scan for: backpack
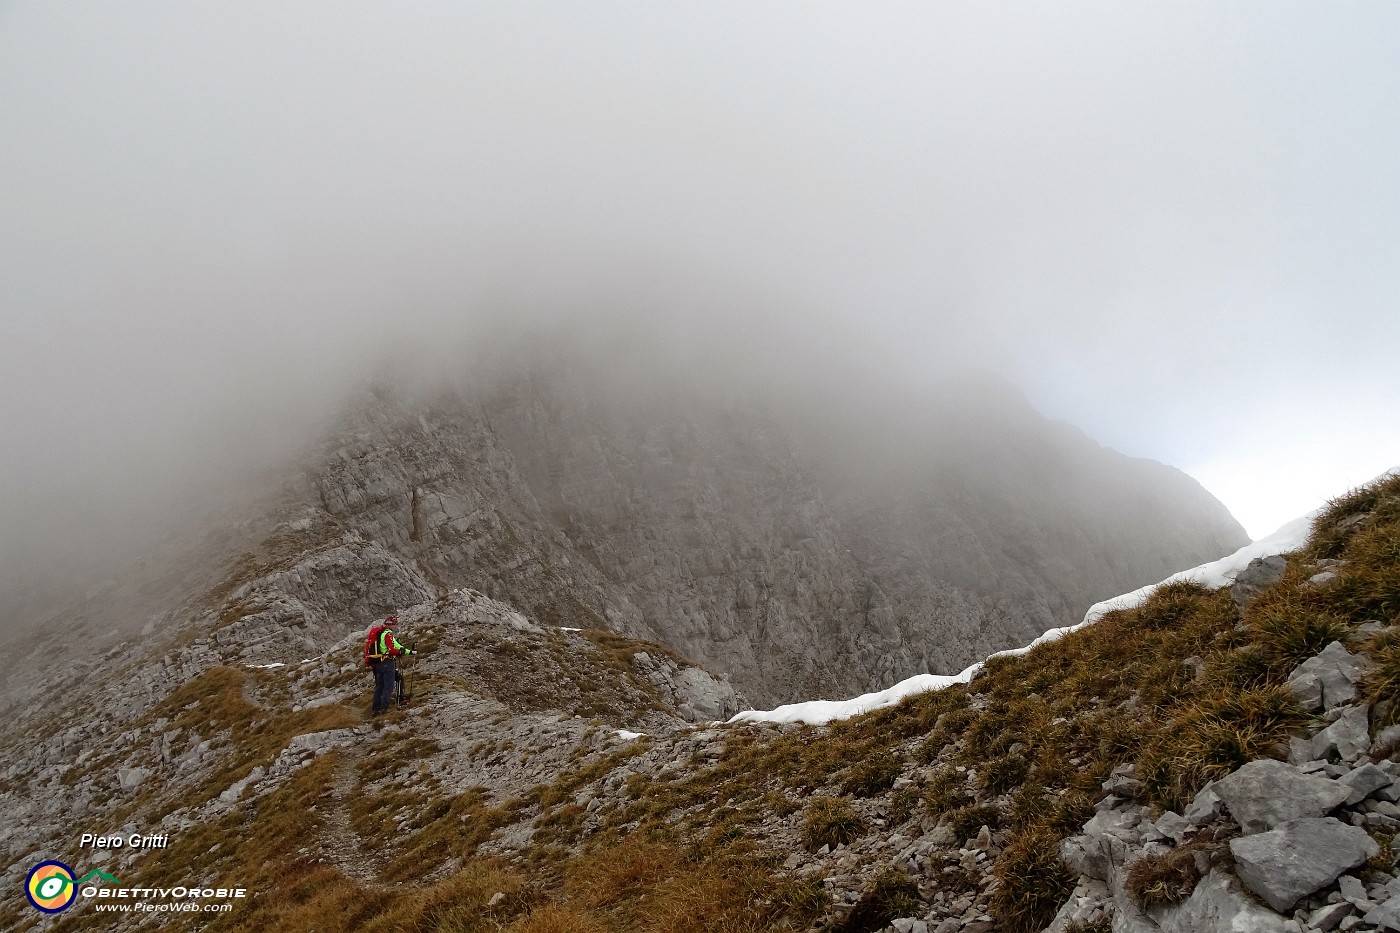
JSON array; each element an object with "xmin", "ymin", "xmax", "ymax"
[{"xmin": 364, "ymin": 625, "xmax": 388, "ymax": 667}]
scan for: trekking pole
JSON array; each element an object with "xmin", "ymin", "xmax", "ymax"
[{"xmin": 396, "ymin": 646, "xmax": 415, "ymax": 707}]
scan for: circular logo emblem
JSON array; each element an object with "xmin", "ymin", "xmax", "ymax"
[{"xmin": 26, "ymin": 861, "xmax": 77, "ymax": 913}]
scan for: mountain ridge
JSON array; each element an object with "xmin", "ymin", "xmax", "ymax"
[{"xmin": 3, "ymin": 366, "xmax": 1246, "ymax": 710}]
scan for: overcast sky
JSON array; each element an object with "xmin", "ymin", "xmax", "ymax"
[{"xmin": 2, "ymin": 1, "xmax": 1398, "ymax": 592}]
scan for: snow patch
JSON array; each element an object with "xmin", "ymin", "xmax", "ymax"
[
  {"xmin": 1081, "ymin": 514, "xmax": 1314, "ymax": 624},
  {"xmin": 727, "ymin": 621, "xmax": 1089, "ymax": 726},
  {"xmin": 730, "ymin": 465, "xmax": 1400, "ymax": 726}
]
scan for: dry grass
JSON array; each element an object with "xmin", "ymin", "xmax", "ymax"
[
  {"xmin": 137, "ymin": 666, "xmax": 361, "ymax": 819},
  {"xmin": 830, "ymin": 868, "xmax": 921, "ymax": 933},
  {"xmin": 1138, "ymin": 684, "xmax": 1309, "ymax": 812},
  {"xmin": 509, "ymin": 904, "xmax": 611, "ymax": 933},
  {"xmin": 1124, "ymin": 846, "xmax": 1203, "ymax": 907},
  {"xmin": 802, "ymin": 796, "xmax": 864, "ymax": 851},
  {"xmin": 990, "ymin": 825, "xmax": 1077, "ymax": 933},
  {"xmin": 840, "ymin": 751, "xmax": 903, "ymax": 797},
  {"xmin": 507, "ymin": 838, "xmax": 826, "ymax": 933}
]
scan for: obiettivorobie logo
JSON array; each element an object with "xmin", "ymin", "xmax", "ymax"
[{"xmin": 24, "ymin": 862, "xmax": 122, "ymax": 914}]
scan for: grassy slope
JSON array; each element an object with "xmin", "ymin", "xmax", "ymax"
[{"xmin": 35, "ymin": 474, "xmax": 1400, "ymax": 933}]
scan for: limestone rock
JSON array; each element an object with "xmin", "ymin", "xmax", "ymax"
[
  {"xmin": 1231, "ymin": 555, "xmax": 1287, "ymax": 608},
  {"xmin": 1289, "ymin": 672, "xmax": 1325, "ymax": 712},
  {"xmin": 1183, "ymin": 782, "xmax": 1224, "ymax": 826},
  {"xmin": 1339, "ymin": 874, "xmax": 1375, "ymax": 910},
  {"xmin": 1154, "ymin": 810, "xmax": 1191, "ymax": 844},
  {"xmin": 1150, "ymin": 867, "xmax": 1288, "ymax": 933},
  {"xmin": 292, "ymin": 378, "xmax": 1250, "ymax": 706},
  {"xmin": 1339, "ymin": 763, "xmax": 1395, "ymax": 805},
  {"xmin": 116, "ymin": 767, "xmax": 151, "ymax": 793},
  {"xmin": 1310, "ymin": 901, "xmax": 1354, "ymax": 932},
  {"xmin": 1229, "ymin": 817, "xmax": 1379, "ymax": 912},
  {"xmin": 1211, "ymin": 759, "xmax": 1349, "ymax": 833},
  {"xmin": 1102, "ymin": 764, "xmax": 1143, "ymax": 799},
  {"xmin": 670, "ymin": 666, "xmax": 740, "ymax": 722},
  {"xmin": 1313, "ymin": 706, "xmax": 1371, "ymax": 763},
  {"xmin": 1365, "ymin": 894, "xmax": 1400, "ymax": 931},
  {"xmin": 1290, "ymin": 641, "xmax": 1372, "ymax": 710}
]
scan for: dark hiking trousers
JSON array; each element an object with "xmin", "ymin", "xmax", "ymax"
[{"xmin": 372, "ymin": 657, "xmax": 396, "ymax": 714}]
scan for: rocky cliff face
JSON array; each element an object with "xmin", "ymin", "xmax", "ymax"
[{"xmin": 268, "ymin": 369, "xmax": 1245, "ymax": 705}]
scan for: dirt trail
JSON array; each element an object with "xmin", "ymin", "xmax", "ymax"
[{"xmin": 319, "ymin": 742, "xmax": 381, "ymax": 887}]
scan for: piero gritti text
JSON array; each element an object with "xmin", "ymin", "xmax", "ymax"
[{"xmin": 79, "ymin": 832, "xmax": 170, "ymax": 850}]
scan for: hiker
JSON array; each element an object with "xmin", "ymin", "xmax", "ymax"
[{"xmin": 364, "ymin": 614, "xmax": 415, "ymax": 716}]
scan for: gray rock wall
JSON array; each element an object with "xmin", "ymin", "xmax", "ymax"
[{"xmin": 286, "ymin": 375, "xmax": 1246, "ymax": 705}]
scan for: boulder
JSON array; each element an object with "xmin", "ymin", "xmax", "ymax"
[
  {"xmin": 1313, "ymin": 706, "xmax": 1371, "ymax": 763},
  {"xmin": 1154, "ymin": 810, "xmax": 1191, "ymax": 844},
  {"xmin": 1289, "ymin": 672, "xmax": 1325, "ymax": 712},
  {"xmin": 116, "ymin": 767, "xmax": 151, "ymax": 792},
  {"xmin": 1149, "ymin": 868, "xmax": 1288, "ymax": 933},
  {"xmin": 1290, "ymin": 641, "xmax": 1372, "ymax": 709},
  {"xmin": 1229, "ymin": 817, "xmax": 1379, "ymax": 912},
  {"xmin": 1339, "ymin": 763, "xmax": 1395, "ymax": 805},
  {"xmin": 1310, "ymin": 901, "xmax": 1355, "ymax": 932},
  {"xmin": 217, "ymin": 765, "xmax": 266, "ymax": 805},
  {"xmin": 1339, "ymin": 874, "xmax": 1376, "ymax": 910},
  {"xmin": 1183, "ymin": 782, "xmax": 1224, "ymax": 826},
  {"xmin": 1043, "ymin": 879, "xmax": 1111, "ymax": 933},
  {"xmin": 1211, "ymin": 759, "xmax": 1349, "ymax": 833},
  {"xmin": 1366, "ymin": 894, "xmax": 1400, "ymax": 931},
  {"xmin": 671, "ymin": 666, "xmax": 740, "ymax": 721},
  {"xmin": 1102, "ymin": 764, "xmax": 1143, "ymax": 799},
  {"xmin": 1061, "ymin": 829, "xmax": 1135, "ymax": 884},
  {"xmin": 286, "ymin": 728, "xmax": 356, "ymax": 755},
  {"xmin": 1232, "ymin": 555, "xmax": 1287, "ymax": 608}
]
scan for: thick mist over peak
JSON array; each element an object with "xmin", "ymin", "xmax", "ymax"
[
  {"xmin": 3, "ymin": 3, "xmax": 1398, "ymax": 610},
  {"xmin": 0, "ymin": 292, "xmax": 920, "ymax": 608}
]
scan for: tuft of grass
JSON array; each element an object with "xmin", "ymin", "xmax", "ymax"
[
  {"xmin": 888, "ymin": 785, "xmax": 921, "ymax": 825},
  {"xmin": 828, "ymin": 868, "xmax": 921, "ymax": 933},
  {"xmin": 1251, "ymin": 602, "xmax": 1351, "ymax": 671},
  {"xmin": 509, "ymin": 904, "xmax": 610, "ymax": 933},
  {"xmin": 1138, "ymin": 685, "xmax": 1309, "ymax": 811},
  {"xmin": 1365, "ymin": 630, "xmax": 1400, "ymax": 727},
  {"xmin": 1367, "ymin": 830, "xmax": 1398, "ymax": 875},
  {"xmin": 979, "ymin": 753, "xmax": 1030, "ymax": 796},
  {"xmin": 547, "ymin": 838, "xmax": 827, "ymax": 933},
  {"xmin": 1211, "ymin": 645, "xmax": 1275, "ymax": 690},
  {"xmin": 1124, "ymin": 847, "xmax": 1202, "ymax": 907},
  {"xmin": 922, "ymin": 767, "xmax": 969, "ymax": 816},
  {"xmin": 841, "ymin": 752, "xmax": 903, "ymax": 797},
  {"xmin": 946, "ymin": 803, "xmax": 1001, "ymax": 844},
  {"xmin": 802, "ymin": 796, "xmax": 864, "ymax": 851},
  {"xmin": 1135, "ymin": 580, "xmax": 1216, "ymax": 630},
  {"xmin": 1329, "ymin": 523, "xmax": 1400, "ymax": 622},
  {"xmin": 990, "ymin": 824, "xmax": 1077, "ymax": 933},
  {"xmin": 1307, "ymin": 474, "xmax": 1400, "ymax": 559},
  {"xmin": 1006, "ymin": 782, "xmax": 1051, "ymax": 829}
]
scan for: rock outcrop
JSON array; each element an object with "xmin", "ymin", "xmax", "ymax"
[
  {"xmin": 250, "ymin": 372, "xmax": 1246, "ymax": 706},
  {"xmin": 1057, "ymin": 637, "xmax": 1400, "ymax": 933}
]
